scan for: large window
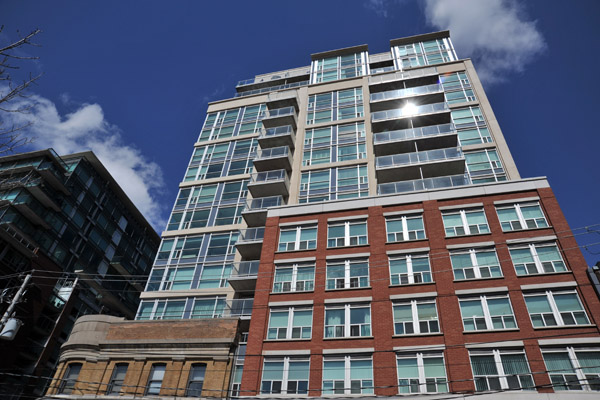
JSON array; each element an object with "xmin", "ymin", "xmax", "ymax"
[
  {"xmin": 268, "ymin": 307, "xmax": 312, "ymax": 340},
  {"xmin": 385, "ymin": 214, "xmax": 425, "ymax": 242},
  {"xmin": 396, "ymin": 353, "xmax": 447, "ymax": 394},
  {"xmin": 198, "ymin": 105, "xmax": 265, "ymax": 142},
  {"xmin": 543, "ymin": 347, "xmax": 600, "ymax": 391},
  {"xmin": 325, "ymin": 303, "xmax": 371, "ymax": 338},
  {"xmin": 146, "ymin": 364, "xmax": 166, "ymax": 395},
  {"xmin": 509, "ymin": 242, "xmax": 567, "ymax": 276},
  {"xmin": 442, "ymin": 72, "xmax": 475, "ymax": 105},
  {"xmin": 261, "ymin": 357, "xmax": 309, "ymax": 395},
  {"xmin": 393, "ymin": 37, "xmax": 456, "ymax": 69},
  {"xmin": 107, "ymin": 364, "xmax": 128, "ymax": 395},
  {"xmin": 137, "ymin": 299, "xmax": 186, "ymax": 320},
  {"xmin": 278, "ymin": 225, "xmax": 317, "ymax": 252},
  {"xmin": 273, "ymin": 263, "xmax": 315, "ymax": 293},
  {"xmin": 186, "ymin": 364, "xmax": 206, "ymax": 397},
  {"xmin": 389, "ymin": 254, "xmax": 432, "ymax": 285},
  {"xmin": 326, "ymin": 258, "xmax": 369, "ymax": 289},
  {"xmin": 450, "ymin": 248, "xmax": 502, "ymax": 280},
  {"xmin": 327, "ymin": 220, "xmax": 367, "ymax": 247},
  {"xmin": 312, "ymin": 53, "xmax": 367, "ymax": 83},
  {"xmin": 465, "ymin": 149, "xmax": 506, "ymax": 183},
  {"xmin": 303, "ymin": 123, "xmax": 366, "ymax": 166},
  {"xmin": 496, "ymin": 202, "xmax": 549, "ymax": 231},
  {"xmin": 451, "ymin": 106, "xmax": 486, "ymax": 129},
  {"xmin": 191, "ymin": 297, "xmax": 226, "ymax": 319},
  {"xmin": 306, "ymin": 88, "xmax": 363, "ymax": 125},
  {"xmin": 59, "ymin": 363, "xmax": 82, "ymax": 394},
  {"xmin": 459, "ymin": 295, "xmax": 517, "ymax": 331},
  {"xmin": 393, "ymin": 300, "xmax": 440, "ymax": 335},
  {"xmin": 442, "ymin": 208, "xmax": 489, "ymax": 237},
  {"xmin": 524, "ymin": 290, "xmax": 589, "ymax": 328},
  {"xmin": 184, "ymin": 139, "xmax": 257, "ymax": 182},
  {"xmin": 300, "ymin": 165, "xmax": 368, "ymax": 203},
  {"xmin": 470, "ymin": 349, "xmax": 534, "ymax": 391},
  {"xmin": 323, "ymin": 355, "xmax": 373, "ymax": 395},
  {"xmin": 154, "ymin": 232, "xmax": 238, "ymax": 265}
]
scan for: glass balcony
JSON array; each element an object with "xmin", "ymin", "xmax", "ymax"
[
  {"xmin": 248, "ymin": 169, "xmax": 290, "ymax": 198},
  {"xmin": 265, "ymin": 106, "xmax": 295, "ymax": 118},
  {"xmin": 370, "ymin": 66, "xmax": 396, "ymax": 74},
  {"xmin": 370, "ymin": 83, "xmax": 443, "ymax": 102},
  {"xmin": 258, "ymin": 125, "xmax": 296, "ymax": 149},
  {"xmin": 236, "ymin": 227, "xmax": 265, "ymax": 259},
  {"xmin": 253, "ymin": 146, "xmax": 292, "ymax": 172},
  {"xmin": 262, "ymin": 106, "xmax": 297, "ymax": 129},
  {"xmin": 371, "ymin": 102, "xmax": 449, "ymax": 123},
  {"xmin": 235, "ymin": 81, "xmax": 309, "ymax": 98},
  {"xmin": 374, "ymin": 123, "xmax": 455, "ymax": 145},
  {"xmin": 379, "ymin": 174, "xmax": 471, "ymax": 195},
  {"xmin": 368, "ymin": 66, "xmax": 438, "ymax": 86},
  {"xmin": 377, "ymin": 147, "xmax": 463, "ymax": 169},
  {"xmin": 242, "ymin": 196, "xmax": 283, "ymax": 227},
  {"xmin": 229, "ymin": 261, "xmax": 260, "ymax": 292},
  {"xmin": 376, "ymin": 147, "xmax": 465, "ymax": 183},
  {"xmin": 0, "ymin": 223, "xmax": 38, "ymax": 256},
  {"xmin": 226, "ymin": 298, "xmax": 254, "ymax": 318}
]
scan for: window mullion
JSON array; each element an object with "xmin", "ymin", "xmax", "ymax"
[
  {"xmin": 547, "ymin": 291, "xmax": 565, "ymax": 325},
  {"xmin": 407, "ymin": 255, "xmax": 414, "ymax": 284},
  {"xmin": 291, "ymin": 264, "xmax": 298, "ymax": 291},
  {"xmin": 460, "ymin": 210, "xmax": 470, "ymax": 235},
  {"xmin": 493, "ymin": 350, "xmax": 509, "ymax": 389},
  {"xmin": 295, "ymin": 227, "xmax": 301, "ymax": 250},
  {"xmin": 345, "ymin": 356, "xmax": 351, "ymax": 394},
  {"xmin": 481, "ymin": 296, "xmax": 493, "ymax": 329},
  {"xmin": 345, "ymin": 260, "xmax": 351, "ymax": 289},
  {"xmin": 470, "ymin": 249, "xmax": 481, "ymax": 279},
  {"xmin": 514, "ymin": 204, "xmax": 527, "ymax": 228},
  {"xmin": 529, "ymin": 244, "xmax": 544, "ymax": 274},
  {"xmin": 401, "ymin": 216, "xmax": 409, "ymax": 241},
  {"xmin": 282, "ymin": 357, "xmax": 290, "ymax": 394},
  {"xmin": 345, "ymin": 305, "xmax": 351, "ymax": 338},
  {"xmin": 344, "ymin": 222, "xmax": 350, "ymax": 247},
  {"xmin": 566, "ymin": 347, "xmax": 587, "ymax": 389},
  {"xmin": 417, "ymin": 353, "xmax": 426, "ymax": 393},
  {"xmin": 411, "ymin": 300, "xmax": 420, "ymax": 334},
  {"xmin": 287, "ymin": 308, "xmax": 294, "ymax": 340}
]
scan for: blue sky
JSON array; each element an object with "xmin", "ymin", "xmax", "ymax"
[{"xmin": 1, "ymin": 0, "xmax": 599, "ymax": 264}]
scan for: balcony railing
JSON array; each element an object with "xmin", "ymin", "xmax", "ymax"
[
  {"xmin": 238, "ymin": 227, "xmax": 265, "ymax": 243},
  {"xmin": 250, "ymin": 169, "xmax": 287, "ymax": 184},
  {"xmin": 369, "ymin": 52, "xmax": 393, "ymax": 63},
  {"xmin": 371, "ymin": 102, "xmax": 449, "ymax": 122},
  {"xmin": 235, "ymin": 81, "xmax": 309, "ymax": 98},
  {"xmin": 226, "ymin": 299, "xmax": 254, "ymax": 317},
  {"xmin": 231, "ymin": 261, "xmax": 260, "ymax": 278},
  {"xmin": 370, "ymin": 83, "xmax": 443, "ymax": 102},
  {"xmin": 374, "ymin": 123, "xmax": 455, "ymax": 145},
  {"xmin": 377, "ymin": 147, "xmax": 463, "ymax": 169},
  {"xmin": 370, "ymin": 66, "xmax": 396, "ymax": 74},
  {"xmin": 260, "ymin": 125, "xmax": 294, "ymax": 138},
  {"xmin": 254, "ymin": 146, "xmax": 290, "ymax": 160},
  {"xmin": 378, "ymin": 174, "xmax": 471, "ymax": 195},
  {"xmin": 264, "ymin": 106, "xmax": 295, "ymax": 118},
  {"xmin": 245, "ymin": 196, "xmax": 283, "ymax": 211},
  {"xmin": 368, "ymin": 66, "xmax": 438, "ymax": 86}
]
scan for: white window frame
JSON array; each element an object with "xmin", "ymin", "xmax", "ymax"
[
  {"xmin": 385, "ymin": 214, "xmax": 425, "ymax": 242},
  {"xmin": 261, "ymin": 357, "xmax": 310, "ymax": 395},
  {"xmin": 442, "ymin": 208, "xmax": 489, "ymax": 236},
  {"xmin": 396, "ymin": 352, "xmax": 448, "ymax": 394},
  {"xmin": 267, "ymin": 307, "xmax": 313, "ymax": 340},
  {"xmin": 327, "ymin": 220, "xmax": 368, "ymax": 248},
  {"xmin": 389, "ymin": 254, "xmax": 432, "ymax": 285},
  {"xmin": 543, "ymin": 347, "xmax": 600, "ymax": 391},
  {"xmin": 324, "ymin": 303, "xmax": 371, "ymax": 338},
  {"xmin": 278, "ymin": 225, "xmax": 317, "ymax": 252},
  {"xmin": 393, "ymin": 299, "xmax": 440, "ymax": 335},
  {"xmin": 459, "ymin": 295, "xmax": 517, "ymax": 331},
  {"xmin": 496, "ymin": 202, "xmax": 548, "ymax": 231},
  {"xmin": 524, "ymin": 290, "xmax": 590, "ymax": 328},
  {"xmin": 322, "ymin": 355, "xmax": 373, "ymax": 395},
  {"xmin": 272, "ymin": 263, "xmax": 315, "ymax": 293},
  {"xmin": 450, "ymin": 248, "xmax": 502, "ymax": 280},
  {"xmin": 469, "ymin": 349, "xmax": 534, "ymax": 391},
  {"xmin": 509, "ymin": 242, "xmax": 567, "ymax": 276},
  {"xmin": 326, "ymin": 258, "xmax": 370, "ymax": 290}
]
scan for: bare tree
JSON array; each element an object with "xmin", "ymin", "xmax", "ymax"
[{"xmin": 0, "ymin": 27, "xmax": 42, "ymax": 154}]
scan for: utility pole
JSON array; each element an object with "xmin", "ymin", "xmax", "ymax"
[{"xmin": 0, "ymin": 272, "xmax": 33, "ymax": 340}]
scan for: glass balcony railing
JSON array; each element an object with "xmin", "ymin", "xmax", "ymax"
[
  {"xmin": 235, "ymin": 81, "xmax": 309, "ymax": 98},
  {"xmin": 264, "ymin": 106, "xmax": 295, "ymax": 119},
  {"xmin": 370, "ymin": 83, "xmax": 443, "ymax": 102},
  {"xmin": 238, "ymin": 227, "xmax": 265, "ymax": 243},
  {"xmin": 231, "ymin": 261, "xmax": 260, "ymax": 278},
  {"xmin": 245, "ymin": 196, "xmax": 283, "ymax": 211},
  {"xmin": 260, "ymin": 125, "xmax": 294, "ymax": 138},
  {"xmin": 250, "ymin": 169, "xmax": 287, "ymax": 184},
  {"xmin": 254, "ymin": 146, "xmax": 290, "ymax": 160},
  {"xmin": 368, "ymin": 66, "xmax": 438, "ymax": 86},
  {"xmin": 226, "ymin": 299, "xmax": 254, "ymax": 317},
  {"xmin": 376, "ymin": 147, "xmax": 463, "ymax": 169},
  {"xmin": 378, "ymin": 174, "xmax": 471, "ymax": 195},
  {"xmin": 371, "ymin": 102, "xmax": 449, "ymax": 122},
  {"xmin": 374, "ymin": 123, "xmax": 455, "ymax": 145},
  {"xmin": 370, "ymin": 66, "xmax": 396, "ymax": 74}
]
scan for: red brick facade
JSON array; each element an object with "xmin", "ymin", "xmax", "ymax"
[{"xmin": 241, "ymin": 182, "xmax": 600, "ymax": 397}]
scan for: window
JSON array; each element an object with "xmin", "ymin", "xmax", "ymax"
[
  {"xmin": 457, "ymin": 126, "xmax": 492, "ymax": 146},
  {"xmin": 396, "ymin": 353, "xmax": 447, "ymax": 394},
  {"xmin": 267, "ymin": 307, "xmax": 312, "ymax": 340},
  {"xmin": 306, "ymin": 88, "xmax": 363, "ymax": 125},
  {"xmin": 496, "ymin": 202, "xmax": 549, "ymax": 231},
  {"xmin": 470, "ymin": 349, "xmax": 534, "ymax": 391},
  {"xmin": 261, "ymin": 357, "xmax": 309, "ymax": 395},
  {"xmin": 278, "ymin": 225, "xmax": 317, "ymax": 251},
  {"xmin": 191, "ymin": 297, "xmax": 226, "ymax": 318},
  {"xmin": 137, "ymin": 300, "xmax": 186, "ymax": 320},
  {"xmin": 524, "ymin": 290, "xmax": 589, "ymax": 328},
  {"xmin": 442, "ymin": 208, "xmax": 489, "ymax": 237},
  {"xmin": 161, "ymin": 266, "xmax": 195, "ymax": 290},
  {"xmin": 393, "ymin": 37, "xmax": 456, "ymax": 69},
  {"xmin": 451, "ymin": 106, "xmax": 486, "ymax": 129},
  {"xmin": 389, "ymin": 254, "xmax": 432, "ymax": 285},
  {"xmin": 312, "ymin": 53, "xmax": 367, "ymax": 83},
  {"xmin": 186, "ymin": 364, "xmax": 206, "ymax": 397},
  {"xmin": 273, "ymin": 263, "xmax": 315, "ymax": 293},
  {"xmin": 327, "ymin": 220, "xmax": 367, "ymax": 247},
  {"xmin": 146, "ymin": 364, "xmax": 166, "ymax": 395},
  {"xmin": 299, "ymin": 165, "xmax": 368, "ymax": 203},
  {"xmin": 385, "ymin": 214, "xmax": 425, "ymax": 242},
  {"xmin": 198, "ymin": 105, "xmax": 265, "ymax": 142},
  {"xmin": 326, "ymin": 259, "xmax": 369, "ymax": 289},
  {"xmin": 302, "ymin": 123, "xmax": 366, "ymax": 166},
  {"xmin": 543, "ymin": 347, "xmax": 600, "ymax": 391},
  {"xmin": 107, "ymin": 364, "xmax": 128, "ymax": 394},
  {"xmin": 393, "ymin": 300, "xmax": 440, "ymax": 335},
  {"xmin": 59, "ymin": 363, "xmax": 82, "ymax": 394},
  {"xmin": 459, "ymin": 295, "xmax": 517, "ymax": 331},
  {"xmin": 325, "ymin": 303, "xmax": 371, "ymax": 338},
  {"xmin": 450, "ymin": 248, "xmax": 502, "ymax": 280},
  {"xmin": 323, "ymin": 355, "xmax": 373, "ymax": 395},
  {"xmin": 509, "ymin": 242, "xmax": 567, "ymax": 275},
  {"xmin": 465, "ymin": 149, "xmax": 506, "ymax": 183}
]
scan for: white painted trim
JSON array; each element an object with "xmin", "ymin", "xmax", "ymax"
[
  {"xmin": 394, "ymin": 344, "xmax": 444, "ymax": 352},
  {"xmin": 539, "ymin": 337, "xmax": 600, "ymax": 346},
  {"xmin": 494, "ymin": 197, "xmax": 540, "ymax": 205},
  {"xmin": 326, "ymin": 253, "xmax": 370, "ymax": 260},
  {"xmin": 269, "ymin": 300, "xmax": 314, "ymax": 307},
  {"xmin": 390, "ymin": 292, "xmax": 437, "ymax": 300},
  {"xmin": 274, "ymin": 257, "xmax": 316, "ymax": 264},
  {"xmin": 323, "ymin": 347, "xmax": 374, "ymax": 355},
  {"xmin": 324, "ymin": 296, "xmax": 372, "ymax": 304},
  {"xmin": 456, "ymin": 286, "xmax": 508, "ymax": 295},
  {"xmin": 506, "ymin": 235, "xmax": 557, "ymax": 244},
  {"xmin": 263, "ymin": 349, "xmax": 310, "ymax": 356},
  {"xmin": 279, "ymin": 219, "xmax": 319, "ymax": 227},
  {"xmin": 386, "ymin": 247, "xmax": 430, "ymax": 255},
  {"xmin": 383, "ymin": 209, "xmax": 424, "ymax": 217},
  {"xmin": 466, "ymin": 340, "xmax": 524, "ymax": 349},
  {"xmin": 438, "ymin": 202, "xmax": 484, "ymax": 211},
  {"xmin": 447, "ymin": 241, "xmax": 495, "ymax": 250},
  {"xmin": 520, "ymin": 281, "xmax": 578, "ymax": 291},
  {"xmin": 327, "ymin": 214, "xmax": 369, "ymax": 222}
]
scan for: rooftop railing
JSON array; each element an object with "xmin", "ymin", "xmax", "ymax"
[
  {"xmin": 376, "ymin": 147, "xmax": 463, "ymax": 169},
  {"xmin": 238, "ymin": 227, "xmax": 265, "ymax": 243},
  {"xmin": 255, "ymin": 146, "xmax": 290, "ymax": 160},
  {"xmin": 260, "ymin": 125, "xmax": 294, "ymax": 138},
  {"xmin": 235, "ymin": 81, "xmax": 309, "ymax": 98},
  {"xmin": 371, "ymin": 102, "xmax": 449, "ymax": 122},
  {"xmin": 250, "ymin": 169, "xmax": 287, "ymax": 184},
  {"xmin": 244, "ymin": 196, "xmax": 283, "ymax": 211},
  {"xmin": 370, "ymin": 83, "xmax": 443, "ymax": 102},
  {"xmin": 378, "ymin": 174, "xmax": 471, "ymax": 195},
  {"xmin": 374, "ymin": 123, "xmax": 455, "ymax": 145}
]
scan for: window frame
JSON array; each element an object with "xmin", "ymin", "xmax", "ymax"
[
  {"xmin": 389, "ymin": 254, "xmax": 432, "ymax": 285},
  {"xmin": 185, "ymin": 363, "xmax": 207, "ymax": 397},
  {"xmin": 59, "ymin": 362, "xmax": 82, "ymax": 394},
  {"xmin": 542, "ymin": 347, "xmax": 600, "ymax": 391},
  {"xmin": 107, "ymin": 363, "xmax": 128, "ymax": 395},
  {"xmin": 459, "ymin": 294, "xmax": 517, "ymax": 331},
  {"xmin": 450, "ymin": 248, "xmax": 502, "ymax": 281},
  {"xmin": 509, "ymin": 242, "xmax": 567, "ymax": 276},
  {"xmin": 327, "ymin": 220, "xmax": 368, "ymax": 248},
  {"xmin": 496, "ymin": 202, "xmax": 549, "ymax": 232},
  {"xmin": 393, "ymin": 299, "xmax": 440, "ymax": 336},
  {"xmin": 267, "ymin": 307, "xmax": 313, "ymax": 340},
  {"xmin": 396, "ymin": 352, "xmax": 448, "ymax": 394},
  {"xmin": 524, "ymin": 290, "xmax": 590, "ymax": 328},
  {"xmin": 469, "ymin": 349, "xmax": 535, "ymax": 391},
  {"xmin": 322, "ymin": 355, "xmax": 373, "ymax": 395},
  {"xmin": 442, "ymin": 208, "xmax": 490, "ymax": 237},
  {"xmin": 272, "ymin": 263, "xmax": 315, "ymax": 293},
  {"xmin": 261, "ymin": 357, "xmax": 310, "ymax": 395},
  {"xmin": 385, "ymin": 214, "xmax": 426, "ymax": 242},
  {"xmin": 278, "ymin": 225, "xmax": 317, "ymax": 252},
  {"xmin": 145, "ymin": 364, "xmax": 166, "ymax": 396},
  {"xmin": 326, "ymin": 258, "xmax": 370, "ymax": 290},
  {"xmin": 324, "ymin": 303, "xmax": 371, "ymax": 338}
]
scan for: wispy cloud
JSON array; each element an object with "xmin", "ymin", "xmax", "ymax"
[
  {"xmin": 1, "ymin": 93, "xmax": 167, "ymax": 230},
  {"xmin": 424, "ymin": 0, "xmax": 546, "ymax": 83},
  {"xmin": 364, "ymin": 0, "xmax": 406, "ymax": 18}
]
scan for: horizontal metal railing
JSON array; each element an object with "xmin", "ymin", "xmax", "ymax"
[
  {"xmin": 376, "ymin": 147, "xmax": 463, "ymax": 169},
  {"xmin": 250, "ymin": 169, "xmax": 287, "ymax": 184},
  {"xmin": 264, "ymin": 106, "xmax": 295, "ymax": 118},
  {"xmin": 230, "ymin": 261, "xmax": 260, "ymax": 278},
  {"xmin": 371, "ymin": 102, "xmax": 449, "ymax": 122},
  {"xmin": 254, "ymin": 146, "xmax": 290, "ymax": 160},
  {"xmin": 378, "ymin": 174, "xmax": 471, "ymax": 195},
  {"xmin": 370, "ymin": 83, "xmax": 443, "ymax": 102},
  {"xmin": 235, "ymin": 81, "xmax": 309, "ymax": 98},
  {"xmin": 373, "ymin": 123, "xmax": 455, "ymax": 145},
  {"xmin": 237, "ymin": 227, "xmax": 265, "ymax": 243},
  {"xmin": 260, "ymin": 125, "xmax": 294, "ymax": 138},
  {"xmin": 244, "ymin": 196, "xmax": 283, "ymax": 211}
]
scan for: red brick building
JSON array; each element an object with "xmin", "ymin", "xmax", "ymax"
[{"xmin": 240, "ymin": 178, "xmax": 600, "ymax": 398}]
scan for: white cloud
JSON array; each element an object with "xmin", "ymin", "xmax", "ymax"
[
  {"xmin": 364, "ymin": 0, "xmax": 407, "ymax": 18},
  {"xmin": 424, "ymin": 0, "xmax": 546, "ymax": 83},
  {"xmin": 1, "ymin": 93, "xmax": 167, "ymax": 230}
]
